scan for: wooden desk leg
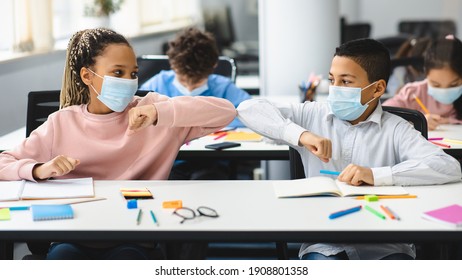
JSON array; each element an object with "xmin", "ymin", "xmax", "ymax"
[{"xmin": 0, "ymin": 241, "xmax": 14, "ymax": 260}]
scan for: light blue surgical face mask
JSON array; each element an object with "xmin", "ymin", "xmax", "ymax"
[
  {"xmin": 88, "ymin": 69, "xmax": 138, "ymax": 112},
  {"xmin": 173, "ymin": 77, "xmax": 208, "ymax": 96},
  {"xmin": 327, "ymin": 82, "xmax": 378, "ymax": 121},
  {"xmin": 427, "ymin": 83, "xmax": 462, "ymax": 104}
]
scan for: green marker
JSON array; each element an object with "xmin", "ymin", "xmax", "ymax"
[{"xmin": 365, "ymin": 205, "xmax": 386, "ymax": 220}]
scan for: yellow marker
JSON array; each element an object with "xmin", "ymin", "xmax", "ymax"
[
  {"xmin": 355, "ymin": 195, "xmax": 417, "ymax": 200},
  {"xmin": 162, "ymin": 200, "xmax": 183, "ymax": 209},
  {"xmin": 443, "ymin": 138, "xmax": 462, "ymax": 145},
  {"xmin": 413, "ymin": 94, "xmax": 430, "ymax": 114}
]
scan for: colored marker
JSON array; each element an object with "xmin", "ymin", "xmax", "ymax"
[
  {"xmin": 320, "ymin": 169, "xmax": 341, "ymax": 176},
  {"xmin": 413, "ymin": 94, "xmax": 430, "ymax": 114},
  {"xmin": 150, "ymin": 210, "xmax": 159, "ymax": 226},
  {"xmin": 365, "ymin": 205, "xmax": 386, "ymax": 220},
  {"xmin": 385, "ymin": 206, "xmax": 401, "ymax": 221},
  {"xmin": 136, "ymin": 209, "xmax": 143, "ymax": 225},
  {"xmin": 443, "ymin": 138, "xmax": 462, "ymax": 145},
  {"xmin": 380, "ymin": 205, "xmax": 396, "ymax": 220},
  {"xmin": 355, "ymin": 195, "xmax": 417, "ymax": 200},
  {"xmin": 213, "ymin": 133, "xmax": 227, "ymax": 140},
  {"xmin": 328, "ymin": 205, "xmax": 362, "ymax": 219},
  {"xmin": 428, "ymin": 137, "xmax": 443, "ymax": 141},
  {"xmin": 8, "ymin": 206, "xmax": 30, "ymax": 211},
  {"xmin": 429, "ymin": 140, "xmax": 451, "ymax": 148}
]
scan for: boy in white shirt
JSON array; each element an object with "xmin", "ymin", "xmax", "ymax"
[{"xmin": 237, "ymin": 38, "xmax": 461, "ymax": 260}]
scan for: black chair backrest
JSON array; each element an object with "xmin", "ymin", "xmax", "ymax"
[
  {"xmin": 288, "ymin": 106, "xmax": 428, "ymax": 180},
  {"xmin": 26, "ymin": 90, "xmax": 151, "ymax": 137},
  {"xmin": 136, "ymin": 55, "xmax": 237, "ymax": 86},
  {"xmin": 398, "ymin": 20, "xmax": 456, "ymax": 40},
  {"xmin": 382, "ymin": 106, "xmax": 428, "ymax": 139}
]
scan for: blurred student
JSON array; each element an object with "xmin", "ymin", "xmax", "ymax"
[
  {"xmin": 0, "ymin": 28, "xmax": 236, "ymax": 259},
  {"xmin": 384, "ymin": 36, "xmax": 462, "ymax": 130},
  {"xmin": 140, "ymin": 27, "xmax": 252, "ymax": 181},
  {"xmin": 237, "ymin": 38, "xmax": 461, "ymax": 260}
]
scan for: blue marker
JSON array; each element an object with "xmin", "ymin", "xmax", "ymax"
[
  {"xmin": 9, "ymin": 206, "xmax": 30, "ymax": 211},
  {"xmin": 320, "ymin": 169, "xmax": 341, "ymax": 176},
  {"xmin": 329, "ymin": 205, "xmax": 362, "ymax": 219}
]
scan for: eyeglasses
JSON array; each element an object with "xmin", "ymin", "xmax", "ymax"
[{"xmin": 173, "ymin": 206, "xmax": 219, "ymax": 224}]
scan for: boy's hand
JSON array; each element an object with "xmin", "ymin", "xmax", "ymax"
[
  {"xmin": 338, "ymin": 164, "xmax": 374, "ymax": 186},
  {"xmin": 32, "ymin": 155, "xmax": 80, "ymax": 180},
  {"xmin": 299, "ymin": 131, "xmax": 332, "ymax": 163},
  {"xmin": 128, "ymin": 104, "xmax": 158, "ymax": 134}
]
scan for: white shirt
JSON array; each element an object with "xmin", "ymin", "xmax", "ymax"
[{"xmin": 237, "ymin": 99, "xmax": 462, "ymax": 259}]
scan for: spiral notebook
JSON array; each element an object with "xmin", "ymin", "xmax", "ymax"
[{"xmin": 31, "ymin": 204, "xmax": 74, "ymax": 221}]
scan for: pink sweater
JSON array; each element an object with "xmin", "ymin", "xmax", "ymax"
[
  {"xmin": 383, "ymin": 79, "xmax": 462, "ymax": 124},
  {"xmin": 0, "ymin": 92, "xmax": 236, "ymax": 181}
]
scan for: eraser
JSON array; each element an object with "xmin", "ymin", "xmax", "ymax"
[
  {"xmin": 162, "ymin": 200, "xmax": 183, "ymax": 209},
  {"xmin": 365, "ymin": 195, "xmax": 378, "ymax": 202},
  {"xmin": 127, "ymin": 199, "xmax": 138, "ymax": 209}
]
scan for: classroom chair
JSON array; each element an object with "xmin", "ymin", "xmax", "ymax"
[{"xmin": 136, "ymin": 55, "xmax": 237, "ymax": 86}]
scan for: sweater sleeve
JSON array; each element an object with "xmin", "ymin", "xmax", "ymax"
[
  {"xmin": 147, "ymin": 93, "xmax": 237, "ymax": 141},
  {"xmin": 0, "ymin": 117, "xmax": 55, "ymax": 181}
]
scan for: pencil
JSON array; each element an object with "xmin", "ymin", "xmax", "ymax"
[
  {"xmin": 213, "ymin": 133, "xmax": 227, "ymax": 140},
  {"xmin": 429, "ymin": 140, "xmax": 451, "ymax": 148},
  {"xmin": 385, "ymin": 206, "xmax": 401, "ymax": 221},
  {"xmin": 355, "ymin": 195, "xmax": 417, "ymax": 200},
  {"xmin": 136, "ymin": 209, "xmax": 142, "ymax": 225},
  {"xmin": 413, "ymin": 94, "xmax": 430, "ymax": 114}
]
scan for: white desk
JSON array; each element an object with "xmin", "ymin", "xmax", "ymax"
[
  {"xmin": 0, "ymin": 127, "xmax": 26, "ymax": 151},
  {"xmin": 1, "ymin": 180, "xmax": 462, "ymax": 243},
  {"xmin": 428, "ymin": 124, "xmax": 462, "ymax": 158}
]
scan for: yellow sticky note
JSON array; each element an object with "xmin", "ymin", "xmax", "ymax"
[
  {"xmin": 224, "ymin": 131, "xmax": 263, "ymax": 142},
  {"xmin": 0, "ymin": 208, "xmax": 11, "ymax": 221}
]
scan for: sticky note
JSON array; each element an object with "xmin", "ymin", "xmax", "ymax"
[
  {"xmin": 162, "ymin": 200, "xmax": 183, "ymax": 209},
  {"xmin": 365, "ymin": 195, "xmax": 378, "ymax": 202},
  {"xmin": 0, "ymin": 208, "xmax": 11, "ymax": 221},
  {"xmin": 127, "ymin": 199, "xmax": 138, "ymax": 209}
]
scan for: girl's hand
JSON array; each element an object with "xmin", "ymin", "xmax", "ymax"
[
  {"xmin": 32, "ymin": 155, "xmax": 80, "ymax": 180},
  {"xmin": 128, "ymin": 104, "xmax": 158, "ymax": 134},
  {"xmin": 338, "ymin": 164, "xmax": 374, "ymax": 186},
  {"xmin": 425, "ymin": 114, "xmax": 443, "ymax": 130},
  {"xmin": 298, "ymin": 131, "xmax": 332, "ymax": 163}
]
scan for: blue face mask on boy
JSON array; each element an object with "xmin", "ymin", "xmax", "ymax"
[
  {"xmin": 173, "ymin": 77, "xmax": 209, "ymax": 96},
  {"xmin": 427, "ymin": 83, "xmax": 462, "ymax": 104},
  {"xmin": 88, "ymin": 69, "xmax": 138, "ymax": 112},
  {"xmin": 327, "ymin": 82, "xmax": 378, "ymax": 121}
]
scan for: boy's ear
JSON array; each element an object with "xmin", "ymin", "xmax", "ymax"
[
  {"xmin": 372, "ymin": 79, "xmax": 387, "ymax": 98},
  {"xmin": 80, "ymin": 67, "xmax": 92, "ymax": 86}
]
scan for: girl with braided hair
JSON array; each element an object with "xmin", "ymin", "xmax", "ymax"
[{"xmin": 0, "ymin": 28, "xmax": 236, "ymax": 259}]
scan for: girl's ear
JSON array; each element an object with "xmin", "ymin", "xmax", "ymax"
[
  {"xmin": 80, "ymin": 67, "xmax": 92, "ymax": 86},
  {"xmin": 373, "ymin": 79, "xmax": 387, "ymax": 98}
]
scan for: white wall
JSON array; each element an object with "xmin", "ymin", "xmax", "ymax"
[
  {"xmin": 341, "ymin": 0, "xmax": 462, "ymax": 38},
  {"xmin": 0, "ymin": 32, "xmax": 176, "ymax": 135}
]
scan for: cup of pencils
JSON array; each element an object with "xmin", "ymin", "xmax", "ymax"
[{"xmin": 299, "ymin": 73, "xmax": 322, "ymax": 102}]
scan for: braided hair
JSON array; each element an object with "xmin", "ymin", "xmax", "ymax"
[{"xmin": 60, "ymin": 28, "xmax": 131, "ymax": 108}]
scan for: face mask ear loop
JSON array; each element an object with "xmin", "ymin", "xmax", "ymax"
[{"xmin": 86, "ymin": 68, "xmax": 103, "ymax": 96}]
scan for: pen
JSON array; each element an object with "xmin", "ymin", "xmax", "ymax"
[
  {"xmin": 429, "ymin": 140, "xmax": 451, "ymax": 148},
  {"xmin": 320, "ymin": 169, "xmax": 341, "ymax": 176},
  {"xmin": 413, "ymin": 94, "xmax": 430, "ymax": 114},
  {"xmin": 355, "ymin": 195, "xmax": 417, "ymax": 200},
  {"xmin": 8, "ymin": 206, "xmax": 30, "ymax": 211},
  {"xmin": 328, "ymin": 205, "xmax": 362, "ymax": 219},
  {"xmin": 443, "ymin": 138, "xmax": 462, "ymax": 145},
  {"xmin": 365, "ymin": 205, "xmax": 386, "ymax": 220},
  {"xmin": 150, "ymin": 210, "xmax": 159, "ymax": 226},
  {"xmin": 136, "ymin": 209, "xmax": 142, "ymax": 225},
  {"xmin": 380, "ymin": 205, "xmax": 395, "ymax": 220}
]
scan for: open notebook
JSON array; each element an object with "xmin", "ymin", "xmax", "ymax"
[
  {"xmin": 0, "ymin": 177, "xmax": 94, "ymax": 201},
  {"xmin": 273, "ymin": 176, "xmax": 408, "ymax": 198}
]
